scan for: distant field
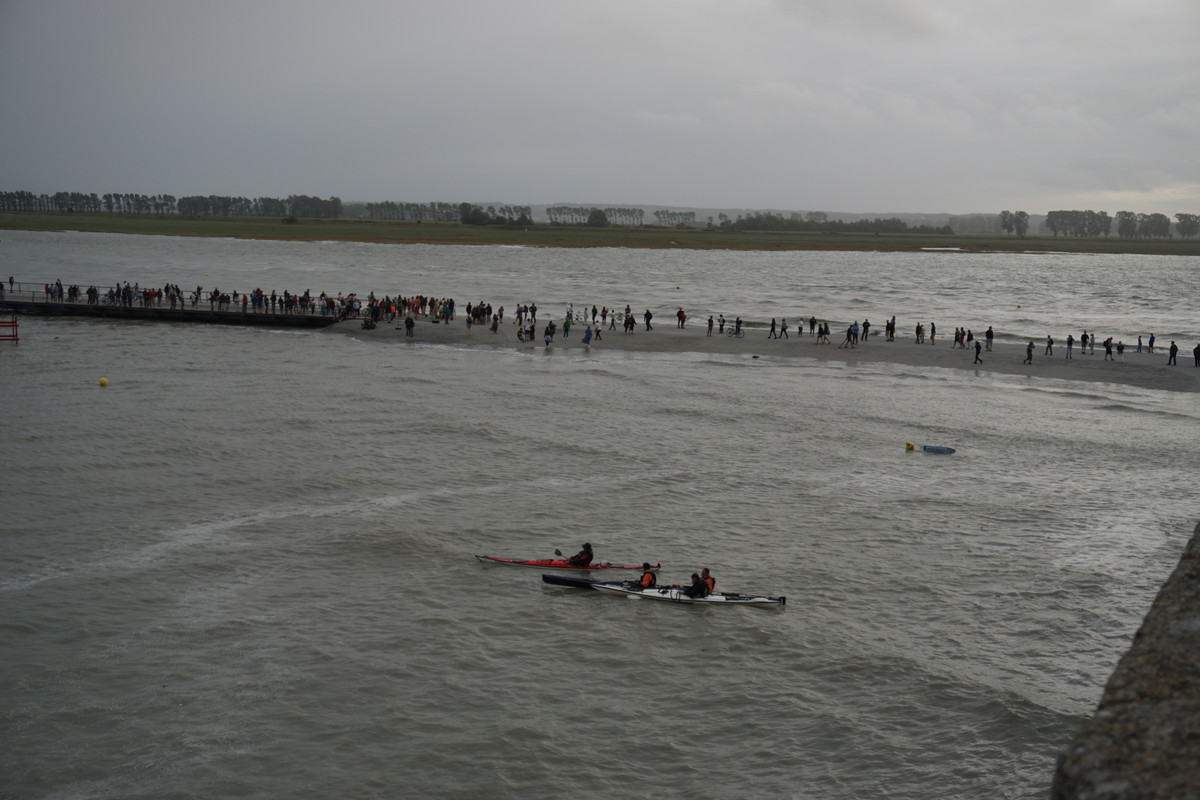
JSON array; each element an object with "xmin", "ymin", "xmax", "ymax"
[{"xmin": 3, "ymin": 213, "xmax": 1199, "ymax": 256}]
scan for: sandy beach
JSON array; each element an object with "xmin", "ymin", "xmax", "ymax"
[{"xmin": 334, "ymin": 316, "xmax": 1200, "ymax": 394}]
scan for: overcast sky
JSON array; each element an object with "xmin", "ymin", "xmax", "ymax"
[{"xmin": 2, "ymin": 0, "xmax": 1196, "ymax": 215}]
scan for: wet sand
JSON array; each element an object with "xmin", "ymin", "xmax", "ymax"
[{"xmin": 334, "ymin": 316, "xmax": 1200, "ymax": 394}]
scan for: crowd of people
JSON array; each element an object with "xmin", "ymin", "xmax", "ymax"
[{"xmin": 13, "ymin": 277, "xmax": 1199, "ymax": 367}]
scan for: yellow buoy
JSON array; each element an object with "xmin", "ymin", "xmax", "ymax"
[
  {"xmin": 905, "ymin": 442, "xmax": 914, "ymax": 450},
  {"xmin": 99, "ymin": 377, "xmax": 108, "ymax": 387}
]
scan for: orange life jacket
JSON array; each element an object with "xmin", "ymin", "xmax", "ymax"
[{"xmin": 639, "ymin": 571, "xmax": 656, "ymax": 588}]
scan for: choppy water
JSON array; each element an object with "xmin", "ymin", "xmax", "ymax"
[{"xmin": 2, "ymin": 231, "xmax": 1198, "ymax": 799}]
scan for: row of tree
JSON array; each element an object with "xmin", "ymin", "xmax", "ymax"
[
  {"xmin": 458, "ymin": 203, "xmax": 534, "ymax": 226},
  {"xmin": 362, "ymin": 201, "xmax": 530, "ymax": 222},
  {"xmin": 725, "ymin": 211, "xmax": 954, "ymax": 235},
  {"xmin": 0, "ymin": 191, "xmax": 342, "ymax": 218},
  {"xmin": 4, "ymin": 190, "xmax": 1197, "ymax": 237},
  {"xmin": 545, "ymin": 206, "xmax": 648, "ymax": 226},
  {"xmin": 1043, "ymin": 210, "xmax": 1198, "ymax": 238}
]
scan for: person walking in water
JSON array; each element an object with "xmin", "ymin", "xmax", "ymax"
[
  {"xmin": 644, "ymin": 309, "xmax": 653, "ymax": 331},
  {"xmin": 768, "ymin": 318, "xmax": 777, "ymax": 339},
  {"xmin": 973, "ymin": 340, "xmax": 983, "ymax": 364}
]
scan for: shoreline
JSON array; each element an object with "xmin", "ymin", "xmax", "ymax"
[{"xmin": 333, "ymin": 316, "xmax": 1200, "ymax": 394}]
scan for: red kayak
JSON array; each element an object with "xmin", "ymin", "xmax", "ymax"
[{"xmin": 474, "ymin": 554, "xmax": 659, "ymax": 571}]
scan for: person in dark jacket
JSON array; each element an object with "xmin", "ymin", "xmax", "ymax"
[{"xmin": 566, "ymin": 543, "xmax": 593, "ymax": 567}]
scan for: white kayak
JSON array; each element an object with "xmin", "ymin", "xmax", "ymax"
[{"xmin": 589, "ymin": 583, "xmax": 785, "ymax": 608}]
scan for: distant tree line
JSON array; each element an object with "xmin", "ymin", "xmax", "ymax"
[
  {"xmin": 1041, "ymin": 209, "xmax": 1199, "ymax": 238},
  {"xmin": 5, "ymin": 189, "xmax": 1196, "ymax": 237},
  {"xmin": 458, "ymin": 203, "xmax": 534, "ymax": 226},
  {"xmin": 546, "ymin": 206, "xmax": 647, "ymax": 226},
  {"xmin": 726, "ymin": 211, "xmax": 954, "ymax": 235},
  {"xmin": 0, "ymin": 190, "xmax": 342, "ymax": 218}
]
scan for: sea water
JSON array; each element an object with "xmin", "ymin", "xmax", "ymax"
[{"xmin": 1, "ymin": 231, "xmax": 1198, "ymax": 799}]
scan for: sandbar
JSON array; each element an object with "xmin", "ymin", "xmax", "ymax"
[{"xmin": 332, "ymin": 316, "xmax": 1200, "ymax": 394}]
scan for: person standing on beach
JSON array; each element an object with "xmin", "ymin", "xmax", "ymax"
[
  {"xmin": 735, "ymin": 317, "xmax": 743, "ymax": 336},
  {"xmin": 781, "ymin": 318, "xmax": 789, "ymax": 339},
  {"xmin": 974, "ymin": 340, "xmax": 983, "ymax": 364},
  {"xmin": 1066, "ymin": 334, "xmax": 1074, "ymax": 358},
  {"xmin": 1104, "ymin": 337, "xmax": 1113, "ymax": 361},
  {"xmin": 562, "ymin": 316, "xmax": 571, "ymax": 339},
  {"xmin": 851, "ymin": 321, "xmax": 860, "ymax": 345},
  {"xmin": 644, "ymin": 309, "xmax": 653, "ymax": 331},
  {"xmin": 582, "ymin": 324, "xmax": 593, "ymax": 349},
  {"xmin": 929, "ymin": 322, "xmax": 936, "ymax": 345},
  {"xmin": 707, "ymin": 316, "xmax": 714, "ymax": 337},
  {"xmin": 592, "ymin": 305, "xmax": 598, "ymax": 324},
  {"xmin": 1080, "ymin": 332, "xmax": 1088, "ymax": 354},
  {"xmin": 718, "ymin": 314, "xmax": 725, "ymax": 333},
  {"xmin": 677, "ymin": 307, "xmax": 686, "ymax": 328},
  {"xmin": 1024, "ymin": 341, "xmax": 1034, "ymax": 364},
  {"xmin": 1044, "ymin": 335, "xmax": 1053, "ymax": 355},
  {"xmin": 530, "ymin": 303, "xmax": 537, "ymax": 323},
  {"xmin": 810, "ymin": 316, "xmax": 818, "ymax": 336},
  {"xmin": 1116, "ymin": 340, "xmax": 1124, "ymax": 363},
  {"xmin": 1148, "ymin": 333, "xmax": 1155, "ymax": 354},
  {"xmin": 862, "ymin": 319, "xmax": 870, "ymax": 340},
  {"xmin": 768, "ymin": 318, "xmax": 778, "ymax": 339},
  {"xmin": 1137, "ymin": 335, "xmax": 1143, "ymax": 353},
  {"xmin": 1193, "ymin": 343, "xmax": 1200, "ymax": 366},
  {"xmin": 915, "ymin": 322, "xmax": 922, "ymax": 344},
  {"xmin": 404, "ymin": 315, "xmax": 415, "ymax": 336},
  {"xmin": 1168, "ymin": 341, "xmax": 1178, "ymax": 365},
  {"xmin": 985, "ymin": 326, "xmax": 994, "ymax": 351}
]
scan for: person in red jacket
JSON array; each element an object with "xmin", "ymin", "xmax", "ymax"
[{"xmin": 637, "ymin": 563, "xmax": 657, "ymax": 588}]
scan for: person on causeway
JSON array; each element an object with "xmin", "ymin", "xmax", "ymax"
[
  {"xmin": 637, "ymin": 563, "xmax": 657, "ymax": 589},
  {"xmin": 700, "ymin": 567, "xmax": 716, "ymax": 595},
  {"xmin": 683, "ymin": 572, "xmax": 710, "ymax": 598},
  {"xmin": 566, "ymin": 542, "xmax": 593, "ymax": 567}
]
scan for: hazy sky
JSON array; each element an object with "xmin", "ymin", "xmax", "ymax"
[{"xmin": 2, "ymin": 0, "xmax": 1197, "ymax": 215}]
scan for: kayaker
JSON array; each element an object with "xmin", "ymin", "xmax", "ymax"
[
  {"xmin": 683, "ymin": 573, "xmax": 709, "ymax": 598},
  {"xmin": 566, "ymin": 543, "xmax": 593, "ymax": 567},
  {"xmin": 637, "ymin": 563, "xmax": 657, "ymax": 589},
  {"xmin": 700, "ymin": 568, "xmax": 716, "ymax": 595}
]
